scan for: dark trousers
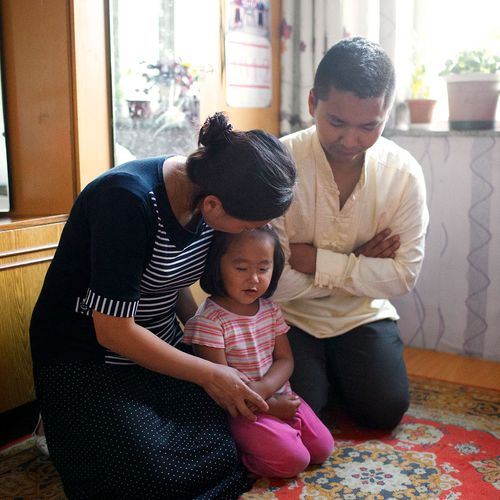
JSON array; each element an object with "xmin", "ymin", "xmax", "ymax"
[{"xmin": 288, "ymin": 319, "xmax": 409, "ymax": 430}]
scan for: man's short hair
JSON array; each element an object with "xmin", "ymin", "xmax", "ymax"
[{"xmin": 313, "ymin": 37, "xmax": 395, "ymax": 108}]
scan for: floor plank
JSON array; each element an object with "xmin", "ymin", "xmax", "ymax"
[{"xmin": 405, "ymin": 347, "xmax": 500, "ymax": 390}]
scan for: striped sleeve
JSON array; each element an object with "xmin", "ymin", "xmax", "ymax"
[
  {"xmin": 183, "ymin": 314, "xmax": 226, "ymax": 349},
  {"xmin": 84, "ymin": 288, "xmax": 139, "ymax": 318}
]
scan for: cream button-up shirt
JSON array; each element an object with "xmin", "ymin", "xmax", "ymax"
[{"xmin": 272, "ymin": 126, "xmax": 429, "ymax": 338}]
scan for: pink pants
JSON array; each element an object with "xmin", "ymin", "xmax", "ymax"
[{"xmin": 229, "ymin": 397, "xmax": 334, "ymax": 478}]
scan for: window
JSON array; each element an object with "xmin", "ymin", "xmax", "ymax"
[
  {"xmin": 109, "ymin": 0, "xmax": 219, "ymax": 164},
  {"xmin": 407, "ymin": 0, "xmax": 500, "ymax": 122}
]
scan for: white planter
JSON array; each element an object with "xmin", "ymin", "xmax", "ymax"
[{"xmin": 444, "ymin": 73, "xmax": 500, "ymax": 130}]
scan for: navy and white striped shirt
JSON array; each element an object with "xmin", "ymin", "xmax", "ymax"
[{"xmin": 30, "ymin": 156, "xmax": 214, "ymax": 364}]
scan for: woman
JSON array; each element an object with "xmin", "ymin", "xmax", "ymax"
[{"xmin": 30, "ymin": 112, "xmax": 296, "ymax": 499}]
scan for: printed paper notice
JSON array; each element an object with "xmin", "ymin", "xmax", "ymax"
[{"xmin": 225, "ymin": 0, "xmax": 272, "ymax": 108}]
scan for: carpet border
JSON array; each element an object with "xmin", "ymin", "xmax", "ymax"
[{"xmin": 409, "ymin": 374, "xmax": 500, "ymax": 393}]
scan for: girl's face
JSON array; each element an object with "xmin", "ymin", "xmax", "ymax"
[{"xmin": 218, "ymin": 232, "xmax": 274, "ymax": 315}]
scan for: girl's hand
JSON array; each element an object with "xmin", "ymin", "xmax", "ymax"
[
  {"xmin": 201, "ymin": 363, "xmax": 268, "ymax": 421},
  {"xmin": 265, "ymin": 394, "xmax": 301, "ymax": 421}
]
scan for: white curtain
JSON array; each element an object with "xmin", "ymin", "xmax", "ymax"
[
  {"xmin": 280, "ymin": 0, "xmax": 414, "ymax": 136},
  {"xmin": 389, "ymin": 132, "xmax": 500, "ymax": 362}
]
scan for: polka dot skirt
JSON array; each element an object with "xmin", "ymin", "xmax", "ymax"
[{"xmin": 34, "ymin": 363, "xmax": 253, "ymax": 499}]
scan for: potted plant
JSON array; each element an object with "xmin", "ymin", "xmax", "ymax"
[
  {"xmin": 406, "ymin": 63, "xmax": 437, "ymax": 124},
  {"xmin": 440, "ymin": 49, "xmax": 500, "ymax": 130}
]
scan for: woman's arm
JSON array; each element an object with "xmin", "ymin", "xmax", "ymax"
[
  {"xmin": 93, "ymin": 312, "xmax": 267, "ymax": 420},
  {"xmin": 190, "ymin": 331, "xmax": 294, "ymax": 402},
  {"xmin": 197, "ymin": 335, "xmax": 295, "ymax": 402},
  {"xmin": 194, "ymin": 337, "xmax": 299, "ymax": 420}
]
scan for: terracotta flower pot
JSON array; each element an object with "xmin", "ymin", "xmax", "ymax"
[
  {"xmin": 407, "ymin": 99, "xmax": 437, "ymax": 124},
  {"xmin": 445, "ymin": 73, "xmax": 500, "ymax": 130}
]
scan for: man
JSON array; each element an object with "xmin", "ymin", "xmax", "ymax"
[{"xmin": 272, "ymin": 37, "xmax": 429, "ymax": 429}]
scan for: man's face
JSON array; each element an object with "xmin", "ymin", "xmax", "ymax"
[{"xmin": 309, "ymin": 87, "xmax": 390, "ymax": 168}]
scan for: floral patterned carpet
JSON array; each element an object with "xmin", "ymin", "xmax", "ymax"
[
  {"xmin": 243, "ymin": 377, "xmax": 500, "ymax": 499},
  {"xmin": 0, "ymin": 377, "xmax": 498, "ymax": 500}
]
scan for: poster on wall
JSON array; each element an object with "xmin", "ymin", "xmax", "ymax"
[{"xmin": 225, "ymin": 0, "xmax": 272, "ymax": 108}]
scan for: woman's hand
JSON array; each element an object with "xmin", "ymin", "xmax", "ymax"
[{"xmin": 201, "ymin": 363, "xmax": 268, "ymax": 421}]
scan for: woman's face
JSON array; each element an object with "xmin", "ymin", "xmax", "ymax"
[{"xmin": 200, "ymin": 196, "xmax": 270, "ymax": 233}]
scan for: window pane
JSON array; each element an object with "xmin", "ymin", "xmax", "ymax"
[
  {"xmin": 412, "ymin": 0, "xmax": 500, "ymax": 122},
  {"xmin": 109, "ymin": 0, "xmax": 201, "ymax": 164}
]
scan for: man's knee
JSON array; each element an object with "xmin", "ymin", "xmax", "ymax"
[
  {"xmin": 289, "ymin": 369, "xmax": 329, "ymax": 415},
  {"xmin": 287, "ymin": 326, "xmax": 329, "ymax": 414},
  {"xmin": 348, "ymin": 390, "xmax": 410, "ymax": 430}
]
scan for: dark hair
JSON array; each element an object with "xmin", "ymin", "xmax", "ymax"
[
  {"xmin": 200, "ymin": 226, "xmax": 285, "ymax": 299},
  {"xmin": 186, "ymin": 112, "xmax": 296, "ymax": 221},
  {"xmin": 313, "ymin": 37, "xmax": 395, "ymax": 108}
]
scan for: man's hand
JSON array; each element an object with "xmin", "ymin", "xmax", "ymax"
[
  {"xmin": 289, "ymin": 230, "xmax": 399, "ymax": 274},
  {"xmin": 289, "ymin": 243, "xmax": 317, "ymax": 274},
  {"xmin": 354, "ymin": 229, "xmax": 400, "ymax": 258}
]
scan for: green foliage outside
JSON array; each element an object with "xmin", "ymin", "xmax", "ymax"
[
  {"xmin": 440, "ymin": 49, "xmax": 500, "ymax": 76},
  {"xmin": 410, "ymin": 63, "xmax": 431, "ymax": 99}
]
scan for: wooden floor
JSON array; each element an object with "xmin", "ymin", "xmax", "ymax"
[{"xmin": 404, "ymin": 347, "xmax": 500, "ymax": 391}]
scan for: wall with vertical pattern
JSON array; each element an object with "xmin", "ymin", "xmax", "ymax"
[{"xmin": 386, "ymin": 129, "xmax": 500, "ymax": 361}]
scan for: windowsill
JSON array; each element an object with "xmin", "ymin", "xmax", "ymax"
[{"xmin": 385, "ymin": 121, "xmax": 500, "ymax": 137}]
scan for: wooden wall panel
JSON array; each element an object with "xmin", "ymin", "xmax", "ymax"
[
  {"xmin": 0, "ymin": 222, "xmax": 65, "ymax": 413},
  {"xmin": 1, "ymin": 0, "xmax": 76, "ymax": 217},
  {"xmin": 71, "ymin": 0, "xmax": 113, "ymax": 192}
]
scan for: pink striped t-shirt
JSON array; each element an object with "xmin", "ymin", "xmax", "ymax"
[{"xmin": 183, "ymin": 297, "xmax": 291, "ymax": 394}]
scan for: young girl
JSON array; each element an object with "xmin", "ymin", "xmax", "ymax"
[{"xmin": 183, "ymin": 226, "xmax": 334, "ymax": 478}]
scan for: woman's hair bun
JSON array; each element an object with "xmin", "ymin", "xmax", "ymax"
[{"xmin": 198, "ymin": 112, "xmax": 233, "ymax": 149}]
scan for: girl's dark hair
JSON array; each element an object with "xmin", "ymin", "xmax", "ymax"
[
  {"xmin": 313, "ymin": 37, "xmax": 395, "ymax": 108},
  {"xmin": 186, "ymin": 112, "xmax": 296, "ymax": 221},
  {"xmin": 200, "ymin": 226, "xmax": 285, "ymax": 299}
]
